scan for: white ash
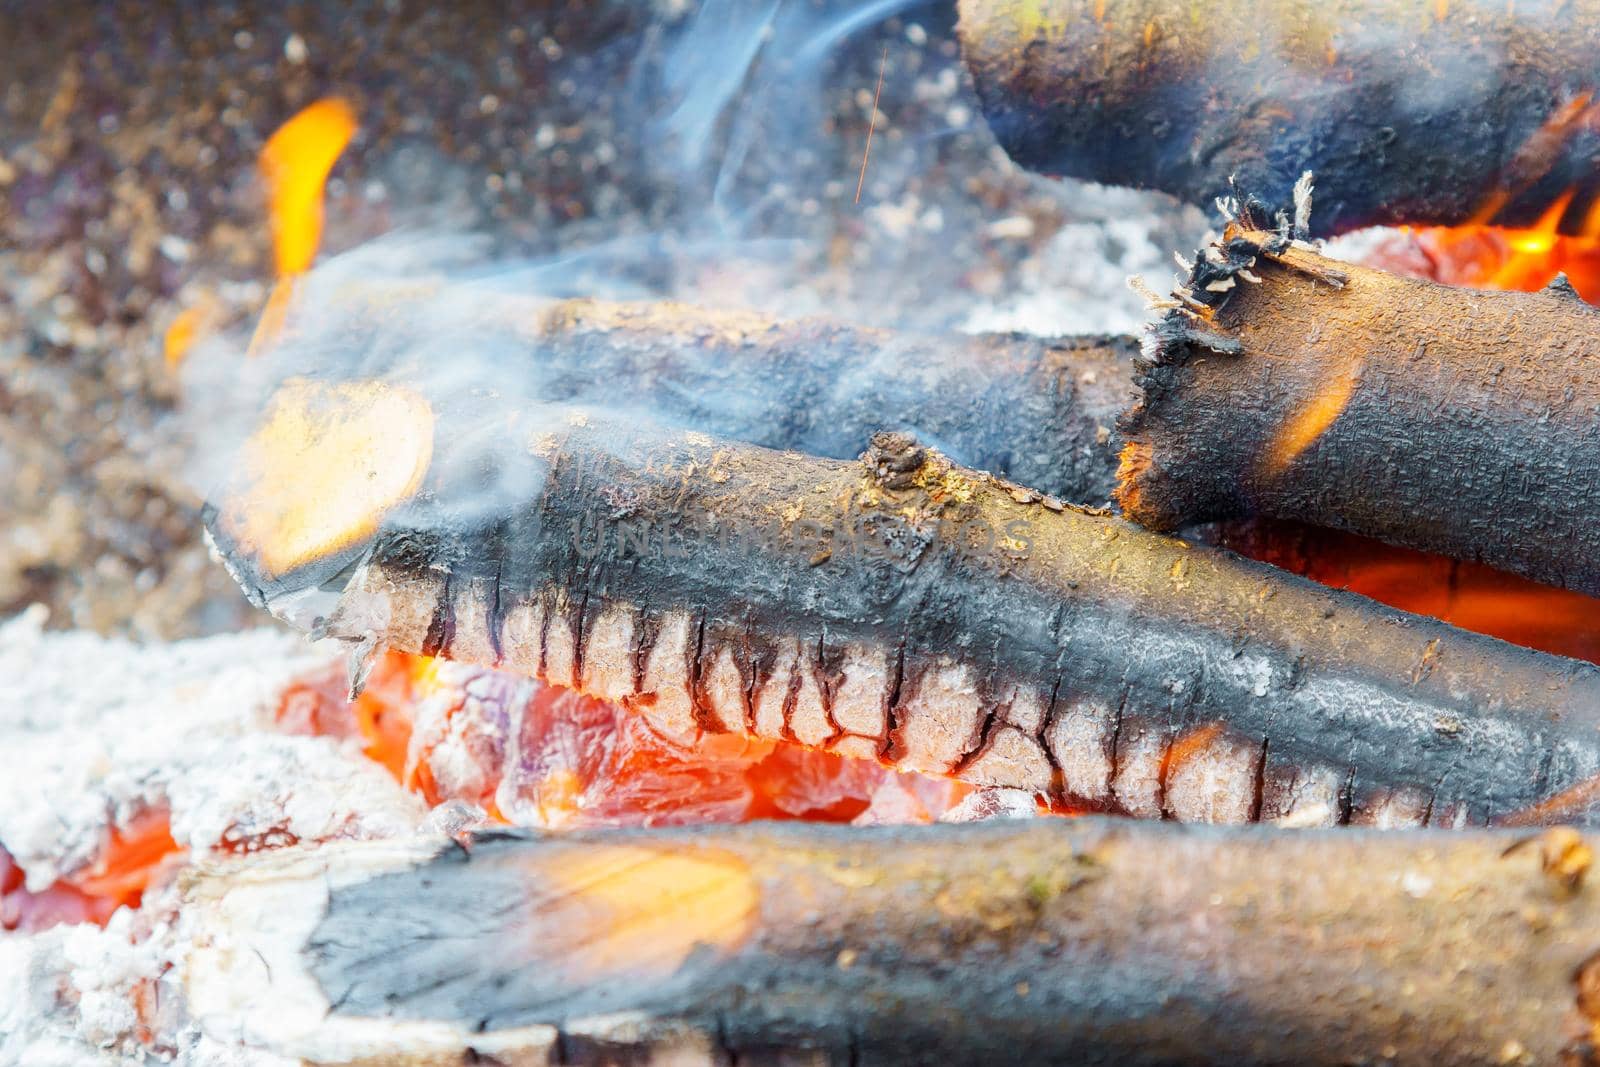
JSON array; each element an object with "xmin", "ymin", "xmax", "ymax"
[
  {"xmin": 165, "ymin": 736, "xmax": 424, "ymax": 857},
  {"xmin": 0, "ymin": 607, "xmax": 424, "ymax": 888},
  {"xmin": 1, "ymin": 902, "xmax": 297, "ymax": 1067},
  {"xmin": 960, "ymin": 184, "xmax": 1208, "ymax": 338},
  {"xmin": 0, "ymin": 609, "xmax": 430, "ymax": 1064},
  {"xmin": 940, "ymin": 787, "xmax": 1040, "ymax": 823}
]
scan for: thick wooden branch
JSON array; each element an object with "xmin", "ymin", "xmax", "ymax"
[
  {"xmin": 178, "ymin": 820, "xmax": 1600, "ymax": 1066},
  {"xmin": 1117, "ymin": 226, "xmax": 1600, "ymax": 599},
  {"xmin": 524, "ymin": 299, "xmax": 1134, "ymax": 507},
  {"xmin": 958, "ymin": 0, "xmax": 1600, "ymax": 235},
  {"xmin": 208, "ymin": 412, "xmax": 1600, "ymax": 826}
]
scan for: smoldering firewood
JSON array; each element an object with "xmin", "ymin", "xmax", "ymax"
[
  {"xmin": 179, "ymin": 820, "xmax": 1600, "ymax": 1067},
  {"xmin": 1117, "ymin": 226, "xmax": 1600, "ymax": 600},
  {"xmin": 958, "ymin": 0, "xmax": 1600, "ymax": 235},
  {"xmin": 527, "ymin": 299, "xmax": 1134, "ymax": 507},
  {"xmin": 208, "ymin": 403, "xmax": 1600, "ymax": 827}
]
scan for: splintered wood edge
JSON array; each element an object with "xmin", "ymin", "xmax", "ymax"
[{"xmin": 176, "ymin": 838, "xmax": 564, "ymax": 1066}]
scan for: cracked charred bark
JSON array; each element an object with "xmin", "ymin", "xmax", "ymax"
[
  {"xmin": 1117, "ymin": 226, "xmax": 1600, "ymax": 600},
  {"xmin": 958, "ymin": 0, "xmax": 1600, "ymax": 235},
  {"xmin": 179, "ymin": 820, "xmax": 1600, "ymax": 1066},
  {"xmin": 209, "ymin": 416, "xmax": 1600, "ymax": 826}
]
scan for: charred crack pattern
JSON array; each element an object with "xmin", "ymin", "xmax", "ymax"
[
  {"xmin": 1249, "ymin": 736, "xmax": 1270, "ymax": 824},
  {"xmin": 1106, "ymin": 682, "xmax": 1131, "ymax": 811},
  {"xmin": 423, "ymin": 571, "xmax": 455, "ymax": 658},
  {"xmin": 816, "ymin": 632, "xmax": 843, "ymax": 742},
  {"xmin": 487, "ymin": 560, "xmax": 506, "ymax": 665},
  {"xmin": 628, "ymin": 603, "xmax": 659, "ymax": 698},
  {"xmin": 949, "ymin": 688, "xmax": 1008, "ymax": 780},
  {"xmin": 689, "ymin": 608, "xmax": 716, "ymax": 733},
  {"xmin": 880, "ymin": 643, "xmax": 907, "ymax": 761},
  {"xmin": 569, "ymin": 589, "xmax": 592, "ymax": 690},
  {"xmin": 736, "ymin": 625, "xmax": 759, "ymax": 737},
  {"xmin": 778, "ymin": 641, "xmax": 805, "ymax": 744},
  {"xmin": 1337, "ymin": 766, "xmax": 1357, "ymax": 827},
  {"xmin": 1037, "ymin": 676, "xmax": 1067, "ymax": 802}
]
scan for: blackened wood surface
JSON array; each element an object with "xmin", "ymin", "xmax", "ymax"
[
  {"xmin": 1117, "ymin": 227, "xmax": 1600, "ymax": 599},
  {"xmin": 526, "ymin": 299, "xmax": 1133, "ymax": 506},
  {"xmin": 187, "ymin": 820, "xmax": 1600, "ymax": 1066},
  {"xmin": 959, "ymin": 0, "xmax": 1600, "ymax": 235},
  {"xmin": 213, "ymin": 417, "xmax": 1600, "ymax": 825}
]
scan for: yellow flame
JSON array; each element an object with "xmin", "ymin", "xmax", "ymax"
[
  {"xmin": 219, "ymin": 378, "xmax": 434, "ymax": 576},
  {"xmin": 1504, "ymin": 189, "xmax": 1572, "ymax": 255},
  {"xmin": 1264, "ymin": 360, "xmax": 1361, "ymax": 476},
  {"xmin": 163, "ymin": 305, "xmax": 206, "ymax": 369},
  {"xmin": 536, "ymin": 846, "xmax": 757, "ymax": 978},
  {"xmin": 260, "ymin": 98, "xmax": 357, "ymax": 279}
]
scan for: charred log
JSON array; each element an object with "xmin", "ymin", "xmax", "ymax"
[
  {"xmin": 1117, "ymin": 226, "xmax": 1600, "ymax": 600},
  {"xmin": 526, "ymin": 299, "xmax": 1134, "ymax": 507},
  {"xmin": 181, "ymin": 820, "xmax": 1600, "ymax": 1066},
  {"xmin": 208, "ymin": 406, "xmax": 1600, "ymax": 826},
  {"xmin": 958, "ymin": 0, "xmax": 1600, "ymax": 235}
]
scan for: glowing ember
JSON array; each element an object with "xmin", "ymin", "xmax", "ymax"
[
  {"xmin": 2, "ymin": 810, "xmax": 179, "ymax": 933},
  {"xmin": 216, "ymin": 378, "xmax": 434, "ymax": 577},
  {"xmin": 1238, "ymin": 528, "xmax": 1600, "ymax": 666},
  {"xmin": 260, "ymin": 97, "xmax": 357, "ymax": 279},
  {"xmin": 1378, "ymin": 197, "xmax": 1600, "ymax": 301},
  {"xmin": 280, "ymin": 652, "xmax": 975, "ymax": 830}
]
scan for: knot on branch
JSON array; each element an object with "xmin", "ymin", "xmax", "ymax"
[{"xmin": 866, "ymin": 431, "xmax": 929, "ymax": 491}]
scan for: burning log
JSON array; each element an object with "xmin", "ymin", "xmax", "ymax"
[
  {"xmin": 1117, "ymin": 225, "xmax": 1600, "ymax": 600},
  {"xmin": 181, "ymin": 819, "xmax": 1600, "ymax": 1066},
  {"xmin": 207, "ymin": 395, "xmax": 1600, "ymax": 826},
  {"xmin": 958, "ymin": 0, "xmax": 1600, "ymax": 235}
]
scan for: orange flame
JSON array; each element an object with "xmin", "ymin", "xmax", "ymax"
[
  {"xmin": 1263, "ymin": 358, "xmax": 1362, "ymax": 476},
  {"xmin": 216, "ymin": 378, "xmax": 434, "ymax": 577},
  {"xmin": 260, "ymin": 97, "xmax": 357, "ymax": 279},
  {"xmin": 1372, "ymin": 93, "xmax": 1600, "ymax": 300},
  {"xmin": 1393, "ymin": 188, "xmax": 1600, "ymax": 299},
  {"xmin": 279, "ymin": 652, "xmax": 978, "ymax": 830},
  {"xmin": 249, "ymin": 98, "xmax": 357, "ymax": 356}
]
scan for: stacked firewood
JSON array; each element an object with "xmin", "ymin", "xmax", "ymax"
[{"xmin": 182, "ymin": 3, "xmax": 1600, "ymax": 1063}]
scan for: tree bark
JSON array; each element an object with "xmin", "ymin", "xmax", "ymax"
[
  {"xmin": 524, "ymin": 298, "xmax": 1134, "ymax": 507},
  {"xmin": 208, "ymin": 411, "xmax": 1600, "ymax": 826},
  {"xmin": 958, "ymin": 0, "xmax": 1600, "ymax": 235},
  {"xmin": 178, "ymin": 819, "xmax": 1600, "ymax": 1066},
  {"xmin": 1117, "ymin": 226, "xmax": 1600, "ymax": 600}
]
